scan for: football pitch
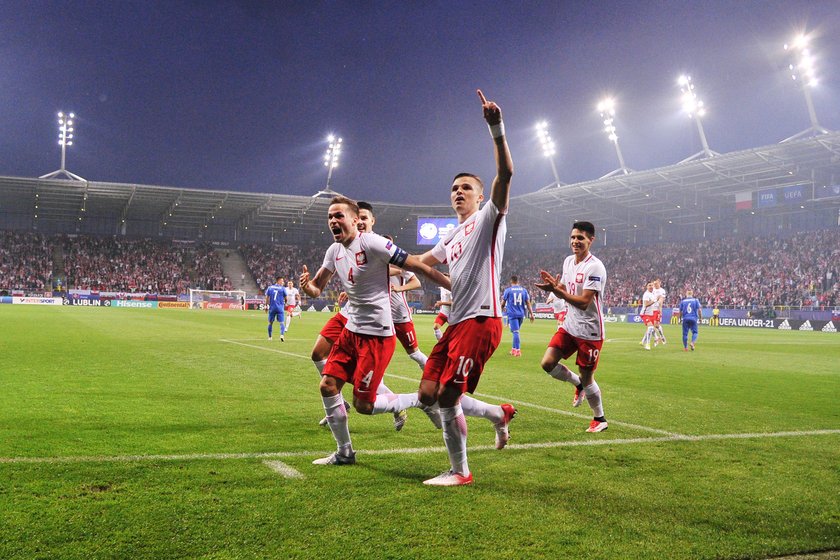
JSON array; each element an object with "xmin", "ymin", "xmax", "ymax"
[{"xmin": 1, "ymin": 306, "xmax": 838, "ymax": 560}]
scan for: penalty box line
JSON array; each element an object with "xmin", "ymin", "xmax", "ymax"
[
  {"xmin": 2, "ymin": 430, "xmax": 838, "ymax": 466},
  {"xmin": 220, "ymin": 338, "xmax": 680, "ymax": 437}
]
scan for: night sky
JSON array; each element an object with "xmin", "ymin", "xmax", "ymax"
[{"xmin": 2, "ymin": 1, "xmax": 839, "ymax": 204}]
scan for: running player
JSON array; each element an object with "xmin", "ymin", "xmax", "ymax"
[
  {"xmin": 639, "ymin": 282, "xmax": 656, "ymax": 350},
  {"xmin": 415, "ymin": 89, "xmax": 516, "ymax": 486},
  {"xmin": 679, "ymin": 289, "xmax": 702, "ymax": 351},
  {"xmin": 284, "ymin": 280, "xmax": 300, "ymax": 332},
  {"xmin": 536, "ymin": 221, "xmax": 609, "ymax": 433},
  {"xmin": 652, "ymin": 278, "xmax": 667, "ymax": 345},
  {"xmin": 264, "ymin": 275, "xmax": 287, "ymax": 342},
  {"xmin": 501, "ymin": 275, "xmax": 534, "ymax": 356},
  {"xmin": 433, "ymin": 286, "xmax": 452, "ymax": 341},
  {"xmin": 300, "ymin": 196, "xmax": 450, "ymax": 466}
]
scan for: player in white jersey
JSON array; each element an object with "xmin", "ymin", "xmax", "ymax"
[
  {"xmin": 415, "ymin": 90, "xmax": 516, "ymax": 486},
  {"xmin": 652, "ymin": 278, "xmax": 667, "ymax": 345},
  {"xmin": 545, "ymin": 291, "xmax": 567, "ymax": 330},
  {"xmin": 300, "ymin": 196, "xmax": 450, "ymax": 466},
  {"xmin": 536, "ymin": 221, "xmax": 609, "ymax": 433},
  {"xmin": 312, "ymin": 201, "xmax": 436, "ymax": 431},
  {"xmin": 639, "ymin": 282, "xmax": 657, "ymax": 350},
  {"xmin": 384, "ymin": 235, "xmax": 428, "ymax": 371},
  {"xmin": 284, "ymin": 280, "xmax": 300, "ymax": 332},
  {"xmin": 433, "ymin": 286, "xmax": 452, "ymax": 340}
]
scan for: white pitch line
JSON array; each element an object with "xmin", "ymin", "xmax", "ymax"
[
  {"xmin": 220, "ymin": 339, "xmax": 681, "ymax": 437},
  {"xmin": 1, "ymin": 430, "xmax": 837, "ymax": 465},
  {"xmin": 263, "ymin": 460, "xmax": 304, "ymax": 479},
  {"xmin": 385, "ymin": 373, "xmax": 680, "ymax": 437}
]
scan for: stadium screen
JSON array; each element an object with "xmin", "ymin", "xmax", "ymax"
[{"xmin": 416, "ymin": 217, "xmax": 459, "ymax": 245}]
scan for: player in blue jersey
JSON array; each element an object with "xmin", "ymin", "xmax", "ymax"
[
  {"xmin": 678, "ymin": 289, "xmax": 702, "ymax": 351},
  {"xmin": 265, "ymin": 275, "xmax": 288, "ymax": 342},
  {"xmin": 501, "ymin": 275, "xmax": 535, "ymax": 357}
]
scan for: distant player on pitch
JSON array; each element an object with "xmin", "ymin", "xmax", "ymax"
[
  {"xmin": 679, "ymin": 289, "xmax": 702, "ymax": 351},
  {"xmin": 501, "ymin": 275, "xmax": 534, "ymax": 356},
  {"xmin": 265, "ymin": 275, "xmax": 287, "ymax": 341},
  {"xmin": 536, "ymin": 221, "xmax": 609, "ymax": 433},
  {"xmin": 639, "ymin": 282, "xmax": 656, "ymax": 350},
  {"xmin": 433, "ymin": 285, "xmax": 452, "ymax": 341},
  {"xmin": 652, "ymin": 278, "xmax": 667, "ymax": 345},
  {"xmin": 284, "ymin": 280, "xmax": 300, "ymax": 332}
]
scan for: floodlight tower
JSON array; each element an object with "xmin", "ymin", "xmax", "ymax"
[
  {"xmin": 678, "ymin": 75, "xmax": 718, "ymax": 162},
  {"xmin": 312, "ymin": 134, "xmax": 343, "ymax": 198},
  {"xmin": 597, "ymin": 98, "xmax": 629, "ymax": 178},
  {"xmin": 40, "ymin": 111, "xmax": 86, "ymax": 181},
  {"xmin": 782, "ymin": 34, "xmax": 830, "ymax": 142},
  {"xmin": 535, "ymin": 121, "xmax": 563, "ymax": 187}
]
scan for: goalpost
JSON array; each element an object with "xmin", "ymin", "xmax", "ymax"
[{"xmin": 188, "ymin": 289, "xmax": 247, "ymax": 310}]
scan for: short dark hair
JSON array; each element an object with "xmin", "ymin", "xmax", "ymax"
[
  {"xmin": 572, "ymin": 221, "xmax": 596, "ymax": 238},
  {"xmin": 357, "ymin": 201, "xmax": 374, "ymax": 215},
  {"xmin": 276, "ymin": 275, "xmax": 284, "ymax": 282},
  {"xmin": 329, "ymin": 195, "xmax": 359, "ymax": 216},
  {"xmin": 452, "ymin": 172, "xmax": 484, "ymax": 190},
  {"xmin": 511, "ymin": 275, "xmax": 518, "ymax": 283}
]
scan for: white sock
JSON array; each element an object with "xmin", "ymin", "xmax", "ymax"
[
  {"xmin": 408, "ymin": 350, "xmax": 427, "ymax": 369},
  {"xmin": 584, "ymin": 381, "xmax": 604, "ymax": 418},
  {"xmin": 377, "ymin": 381, "xmax": 394, "ymax": 395},
  {"xmin": 372, "ymin": 392, "xmax": 419, "ymax": 414},
  {"xmin": 645, "ymin": 327, "xmax": 654, "ymax": 344},
  {"xmin": 459, "ymin": 394, "xmax": 503, "ymax": 423},
  {"xmin": 548, "ymin": 363, "xmax": 581, "ymax": 386},
  {"xmin": 440, "ymin": 404, "xmax": 469, "ymax": 475},
  {"xmin": 657, "ymin": 326, "xmax": 666, "ymax": 341},
  {"xmin": 433, "ymin": 328, "xmax": 443, "ymax": 341},
  {"xmin": 285, "ymin": 316, "xmax": 292, "ymax": 330},
  {"xmin": 313, "ymin": 359, "xmax": 327, "ymax": 375},
  {"xmin": 322, "ymin": 394, "xmax": 352, "ymax": 455}
]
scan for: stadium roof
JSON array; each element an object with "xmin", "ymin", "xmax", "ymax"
[{"xmin": 1, "ymin": 131, "xmax": 839, "ymax": 246}]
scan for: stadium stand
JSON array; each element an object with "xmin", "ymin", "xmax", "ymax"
[{"xmin": 0, "ymin": 230, "xmax": 53, "ymax": 291}]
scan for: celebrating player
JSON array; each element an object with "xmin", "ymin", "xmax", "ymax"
[
  {"xmin": 652, "ymin": 278, "xmax": 667, "ymax": 345},
  {"xmin": 415, "ymin": 89, "xmax": 516, "ymax": 486},
  {"xmin": 433, "ymin": 286, "xmax": 452, "ymax": 341},
  {"xmin": 639, "ymin": 282, "xmax": 656, "ymax": 350},
  {"xmin": 536, "ymin": 221, "xmax": 609, "ymax": 433},
  {"xmin": 679, "ymin": 289, "xmax": 702, "ymax": 351},
  {"xmin": 501, "ymin": 275, "xmax": 535, "ymax": 356},
  {"xmin": 284, "ymin": 280, "xmax": 300, "ymax": 332},
  {"xmin": 264, "ymin": 275, "xmax": 287, "ymax": 342},
  {"xmin": 300, "ymin": 196, "xmax": 450, "ymax": 466}
]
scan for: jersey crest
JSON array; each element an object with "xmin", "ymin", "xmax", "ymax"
[
  {"xmin": 576, "ymin": 272, "xmax": 584, "ymax": 283},
  {"xmin": 355, "ymin": 251, "xmax": 367, "ymax": 266}
]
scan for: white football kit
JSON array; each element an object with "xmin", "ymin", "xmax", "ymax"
[
  {"xmin": 389, "ymin": 270, "xmax": 415, "ymax": 324},
  {"xmin": 320, "ymin": 232, "xmax": 408, "ymax": 336},
  {"xmin": 560, "ymin": 252, "xmax": 607, "ymax": 341},
  {"xmin": 431, "ymin": 201, "xmax": 506, "ymax": 325}
]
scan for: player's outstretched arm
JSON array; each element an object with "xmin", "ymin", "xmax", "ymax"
[
  {"xmin": 477, "ymin": 89, "xmax": 513, "ymax": 213},
  {"xmin": 299, "ymin": 264, "xmax": 333, "ymax": 298},
  {"xmin": 392, "ymin": 275, "xmax": 422, "ymax": 293},
  {"xmin": 402, "ymin": 255, "xmax": 451, "ymax": 290}
]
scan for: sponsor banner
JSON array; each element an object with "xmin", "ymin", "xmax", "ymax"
[
  {"xmin": 416, "ymin": 217, "xmax": 459, "ymax": 245},
  {"xmin": 757, "ymin": 189, "xmax": 778, "ymax": 208},
  {"xmin": 604, "ymin": 315, "xmax": 619, "ymax": 323},
  {"xmin": 158, "ymin": 301, "xmax": 189, "ymax": 309},
  {"xmin": 204, "ymin": 302, "xmax": 243, "ymax": 310},
  {"xmin": 533, "ymin": 312, "xmax": 555, "ymax": 320},
  {"xmin": 0, "ymin": 296, "xmax": 13, "ymax": 304},
  {"xmin": 12, "ymin": 297, "xmax": 62, "ymax": 305},
  {"xmin": 781, "ymin": 184, "xmax": 806, "ymax": 203},
  {"xmin": 63, "ymin": 298, "xmax": 104, "ymax": 306},
  {"xmin": 534, "ymin": 304, "xmax": 554, "ymax": 313},
  {"xmin": 112, "ymin": 300, "xmax": 158, "ymax": 309},
  {"xmin": 813, "ymin": 184, "xmax": 840, "ymax": 200},
  {"xmin": 719, "ymin": 317, "xmax": 777, "ymax": 329}
]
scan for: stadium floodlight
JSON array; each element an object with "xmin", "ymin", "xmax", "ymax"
[
  {"xmin": 312, "ymin": 134, "xmax": 344, "ymax": 198},
  {"xmin": 535, "ymin": 121, "xmax": 563, "ymax": 188},
  {"xmin": 677, "ymin": 75, "xmax": 718, "ymax": 162},
  {"xmin": 596, "ymin": 98, "xmax": 629, "ymax": 178},
  {"xmin": 40, "ymin": 111, "xmax": 86, "ymax": 181},
  {"xmin": 781, "ymin": 33, "xmax": 830, "ymax": 141}
]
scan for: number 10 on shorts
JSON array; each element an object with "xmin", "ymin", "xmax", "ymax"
[{"xmin": 454, "ymin": 356, "xmax": 474, "ymax": 384}]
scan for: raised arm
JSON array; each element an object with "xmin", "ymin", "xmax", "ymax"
[
  {"xmin": 299, "ymin": 264, "xmax": 334, "ymax": 299},
  {"xmin": 402, "ymin": 255, "xmax": 450, "ymax": 291},
  {"xmin": 477, "ymin": 89, "xmax": 513, "ymax": 213}
]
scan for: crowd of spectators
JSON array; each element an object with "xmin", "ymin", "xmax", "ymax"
[
  {"xmin": 501, "ymin": 229, "xmax": 839, "ymax": 309},
  {"xmin": 0, "ymin": 230, "xmax": 53, "ymax": 291},
  {"xmin": 61, "ymin": 236, "xmax": 230, "ymax": 293},
  {"xmin": 3, "ymin": 228, "xmax": 837, "ymax": 309}
]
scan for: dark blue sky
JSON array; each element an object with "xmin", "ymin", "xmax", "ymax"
[{"xmin": 2, "ymin": 1, "xmax": 839, "ymax": 203}]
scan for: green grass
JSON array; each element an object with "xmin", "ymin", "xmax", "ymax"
[{"xmin": 1, "ymin": 306, "xmax": 838, "ymax": 559}]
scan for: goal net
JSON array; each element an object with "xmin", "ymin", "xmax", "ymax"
[{"xmin": 189, "ymin": 289, "xmax": 246, "ymax": 310}]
